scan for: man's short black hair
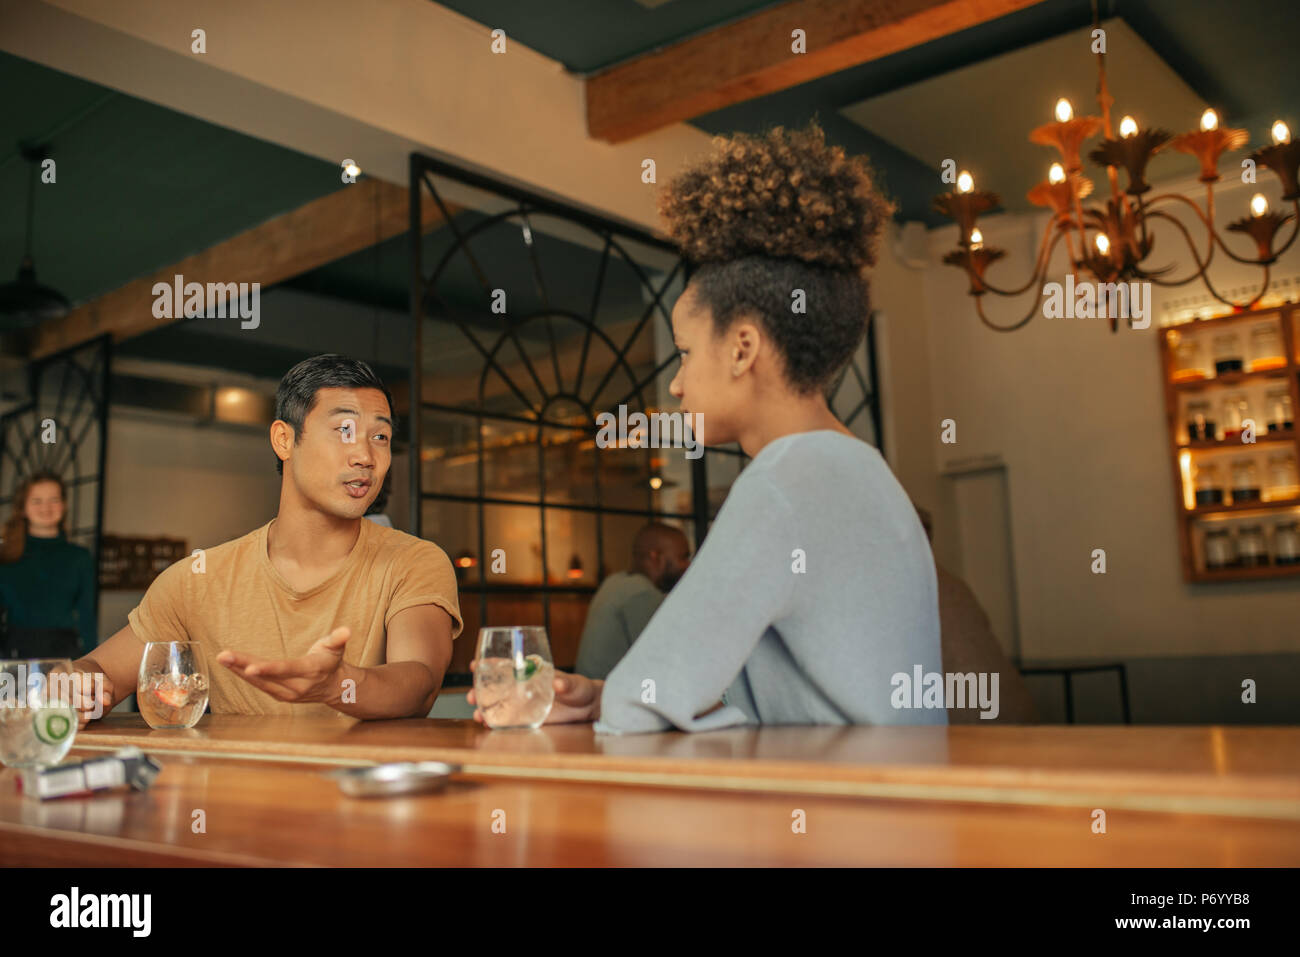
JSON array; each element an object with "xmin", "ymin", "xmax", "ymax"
[{"xmin": 274, "ymin": 354, "xmax": 394, "ymax": 475}]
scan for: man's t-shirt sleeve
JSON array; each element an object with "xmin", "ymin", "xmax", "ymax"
[
  {"xmin": 385, "ymin": 541, "xmax": 463, "ymax": 639},
  {"xmin": 127, "ymin": 559, "xmax": 194, "ymax": 645}
]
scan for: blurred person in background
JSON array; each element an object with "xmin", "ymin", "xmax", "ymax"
[
  {"xmin": 574, "ymin": 522, "xmax": 691, "ymax": 680},
  {"xmin": 0, "ymin": 471, "xmax": 97, "ymax": 659}
]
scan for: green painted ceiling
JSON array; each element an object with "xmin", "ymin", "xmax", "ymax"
[{"xmin": 2, "ymin": 0, "xmax": 1297, "ymax": 357}]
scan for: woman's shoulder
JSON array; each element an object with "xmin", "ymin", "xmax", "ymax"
[{"xmin": 748, "ymin": 430, "xmax": 881, "ymax": 483}]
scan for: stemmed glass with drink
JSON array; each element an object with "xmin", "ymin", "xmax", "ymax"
[
  {"xmin": 473, "ymin": 627, "xmax": 555, "ymax": 729},
  {"xmin": 0, "ymin": 658, "xmax": 78, "ymax": 768},
  {"xmin": 138, "ymin": 641, "xmax": 210, "ymax": 729}
]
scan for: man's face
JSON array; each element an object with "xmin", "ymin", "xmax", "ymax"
[{"xmin": 282, "ymin": 386, "xmax": 392, "ymax": 520}]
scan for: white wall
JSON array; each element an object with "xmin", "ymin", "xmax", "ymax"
[
  {"xmin": 97, "ymin": 413, "xmax": 282, "ymax": 640},
  {"xmin": 914, "ymin": 171, "xmax": 1300, "ymax": 662}
]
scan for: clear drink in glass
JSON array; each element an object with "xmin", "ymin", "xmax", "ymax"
[
  {"xmin": 474, "ymin": 627, "xmax": 555, "ymax": 729},
  {"xmin": 0, "ymin": 658, "xmax": 78, "ymax": 768},
  {"xmin": 138, "ymin": 641, "xmax": 209, "ymax": 729}
]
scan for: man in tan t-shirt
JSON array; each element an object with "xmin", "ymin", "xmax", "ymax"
[{"xmin": 71, "ymin": 354, "xmax": 461, "ymax": 722}]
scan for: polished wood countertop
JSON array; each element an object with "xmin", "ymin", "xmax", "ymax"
[
  {"xmin": 3, "ymin": 717, "xmax": 1298, "ymax": 866},
  {"xmin": 59, "ymin": 715, "xmax": 1300, "ymax": 819}
]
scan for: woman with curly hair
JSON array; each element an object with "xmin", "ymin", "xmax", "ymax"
[{"xmin": 471, "ymin": 122, "xmax": 943, "ymax": 731}]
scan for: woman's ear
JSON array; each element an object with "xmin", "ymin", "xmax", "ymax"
[{"xmin": 730, "ymin": 321, "xmax": 762, "ymax": 377}]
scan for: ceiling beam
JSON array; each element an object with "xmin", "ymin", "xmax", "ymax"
[
  {"xmin": 586, "ymin": 0, "xmax": 1046, "ymax": 144},
  {"xmin": 29, "ymin": 179, "xmax": 458, "ymax": 360}
]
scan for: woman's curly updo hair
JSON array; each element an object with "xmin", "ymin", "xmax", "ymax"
[{"xmin": 657, "ymin": 122, "xmax": 894, "ymax": 394}]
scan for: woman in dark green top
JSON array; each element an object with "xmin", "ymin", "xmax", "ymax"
[{"xmin": 0, "ymin": 471, "xmax": 97, "ymax": 659}]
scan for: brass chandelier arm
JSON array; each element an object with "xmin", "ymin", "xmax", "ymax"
[
  {"xmin": 1143, "ymin": 191, "xmax": 1300, "ymax": 266},
  {"xmin": 971, "ymin": 229, "xmax": 1068, "ymax": 332},
  {"xmin": 1136, "ymin": 208, "xmax": 1213, "ymax": 284},
  {"xmin": 976, "ymin": 219, "xmax": 1067, "ymax": 297},
  {"xmin": 1141, "ymin": 208, "xmax": 1270, "ymax": 308},
  {"xmin": 974, "ymin": 290, "xmax": 1041, "ymax": 333}
]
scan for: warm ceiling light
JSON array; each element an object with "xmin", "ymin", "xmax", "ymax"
[
  {"xmin": 956, "ymin": 170, "xmax": 974, "ymax": 193},
  {"xmin": 935, "ymin": 9, "xmax": 1296, "ymax": 334},
  {"xmin": 343, "ymin": 161, "xmax": 361, "ymax": 177},
  {"xmin": 969, "ymin": 228, "xmax": 983, "ymax": 249},
  {"xmin": 1250, "ymin": 193, "xmax": 1268, "ymax": 217},
  {"xmin": 648, "ymin": 476, "xmax": 663, "ymax": 490}
]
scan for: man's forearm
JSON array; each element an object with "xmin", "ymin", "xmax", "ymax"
[{"xmin": 329, "ymin": 660, "xmax": 441, "ymax": 719}]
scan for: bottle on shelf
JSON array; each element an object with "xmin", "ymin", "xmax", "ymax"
[
  {"xmin": 1275, "ymin": 520, "xmax": 1300, "ymax": 566},
  {"xmin": 1172, "ymin": 334, "xmax": 1208, "ymax": 382},
  {"xmin": 1248, "ymin": 322, "xmax": 1286, "ymax": 372},
  {"xmin": 1194, "ymin": 462, "xmax": 1224, "ymax": 506},
  {"xmin": 1220, "ymin": 392, "xmax": 1251, "ymax": 441},
  {"xmin": 1265, "ymin": 386, "xmax": 1294, "ymax": 433},
  {"xmin": 1231, "ymin": 457, "xmax": 1262, "ymax": 503},
  {"xmin": 1212, "ymin": 331, "xmax": 1244, "ymax": 375},
  {"xmin": 1186, "ymin": 399, "xmax": 1216, "ymax": 441},
  {"xmin": 1266, "ymin": 451, "xmax": 1300, "ymax": 501},
  {"xmin": 1237, "ymin": 524, "xmax": 1269, "ymax": 567},
  {"xmin": 1203, "ymin": 527, "xmax": 1236, "ymax": 570}
]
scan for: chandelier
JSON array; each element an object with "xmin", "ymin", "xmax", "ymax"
[{"xmin": 935, "ymin": 14, "xmax": 1300, "ymax": 333}]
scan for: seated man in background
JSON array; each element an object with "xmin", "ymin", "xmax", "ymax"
[
  {"xmin": 574, "ymin": 522, "xmax": 691, "ymax": 680},
  {"xmin": 914, "ymin": 505, "xmax": 1039, "ymax": 724},
  {"xmin": 71, "ymin": 354, "xmax": 461, "ymax": 724}
]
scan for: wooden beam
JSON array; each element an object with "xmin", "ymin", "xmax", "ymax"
[
  {"xmin": 586, "ymin": 0, "xmax": 1045, "ymax": 143},
  {"xmin": 29, "ymin": 179, "xmax": 459, "ymax": 359}
]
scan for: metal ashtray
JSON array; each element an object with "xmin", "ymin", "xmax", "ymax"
[{"xmin": 328, "ymin": 761, "xmax": 460, "ymax": 797}]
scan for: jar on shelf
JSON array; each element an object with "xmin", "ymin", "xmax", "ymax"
[
  {"xmin": 1194, "ymin": 462, "xmax": 1224, "ymax": 506},
  {"xmin": 1231, "ymin": 457, "xmax": 1261, "ymax": 503},
  {"xmin": 1203, "ymin": 527, "xmax": 1236, "ymax": 570},
  {"xmin": 1185, "ymin": 399, "xmax": 1216, "ymax": 441},
  {"xmin": 1237, "ymin": 524, "xmax": 1269, "ymax": 567},
  {"xmin": 1220, "ymin": 392, "xmax": 1251, "ymax": 441},
  {"xmin": 1265, "ymin": 386, "xmax": 1294, "ymax": 432},
  {"xmin": 1275, "ymin": 521, "xmax": 1300, "ymax": 565},
  {"xmin": 1266, "ymin": 451, "xmax": 1300, "ymax": 501},
  {"xmin": 1248, "ymin": 322, "xmax": 1286, "ymax": 371},
  {"xmin": 1171, "ymin": 334, "xmax": 1208, "ymax": 382},
  {"xmin": 1212, "ymin": 331, "xmax": 1244, "ymax": 375}
]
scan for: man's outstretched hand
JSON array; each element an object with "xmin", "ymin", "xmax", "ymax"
[
  {"xmin": 216, "ymin": 626, "xmax": 353, "ymax": 705},
  {"xmin": 465, "ymin": 659, "xmax": 602, "ymax": 725}
]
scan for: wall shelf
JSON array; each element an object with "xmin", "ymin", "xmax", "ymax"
[{"xmin": 1160, "ymin": 304, "xmax": 1300, "ymax": 582}]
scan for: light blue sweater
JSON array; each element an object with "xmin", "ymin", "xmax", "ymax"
[{"xmin": 595, "ymin": 430, "xmax": 944, "ymax": 733}]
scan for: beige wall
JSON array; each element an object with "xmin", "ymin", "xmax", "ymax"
[{"xmin": 97, "ymin": 414, "xmax": 282, "ymax": 641}]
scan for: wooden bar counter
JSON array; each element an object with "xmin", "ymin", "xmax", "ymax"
[{"xmin": 2, "ymin": 716, "xmax": 1299, "ymax": 866}]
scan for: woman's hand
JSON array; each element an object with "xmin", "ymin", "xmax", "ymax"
[{"xmin": 466, "ymin": 660, "xmax": 602, "ymax": 725}]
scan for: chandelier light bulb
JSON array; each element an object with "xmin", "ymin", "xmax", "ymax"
[
  {"xmin": 1048, "ymin": 163, "xmax": 1066, "ymax": 184},
  {"xmin": 1272, "ymin": 120, "xmax": 1291, "ymax": 145},
  {"xmin": 1251, "ymin": 193, "xmax": 1268, "ymax": 217},
  {"xmin": 1200, "ymin": 109, "xmax": 1218, "ymax": 132},
  {"xmin": 969, "ymin": 228, "xmax": 983, "ymax": 249},
  {"xmin": 1095, "ymin": 233, "xmax": 1111, "ymax": 256},
  {"xmin": 1055, "ymin": 98, "xmax": 1073, "ymax": 123},
  {"xmin": 1119, "ymin": 115, "xmax": 1138, "ymax": 138},
  {"xmin": 957, "ymin": 170, "xmax": 974, "ymax": 193}
]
